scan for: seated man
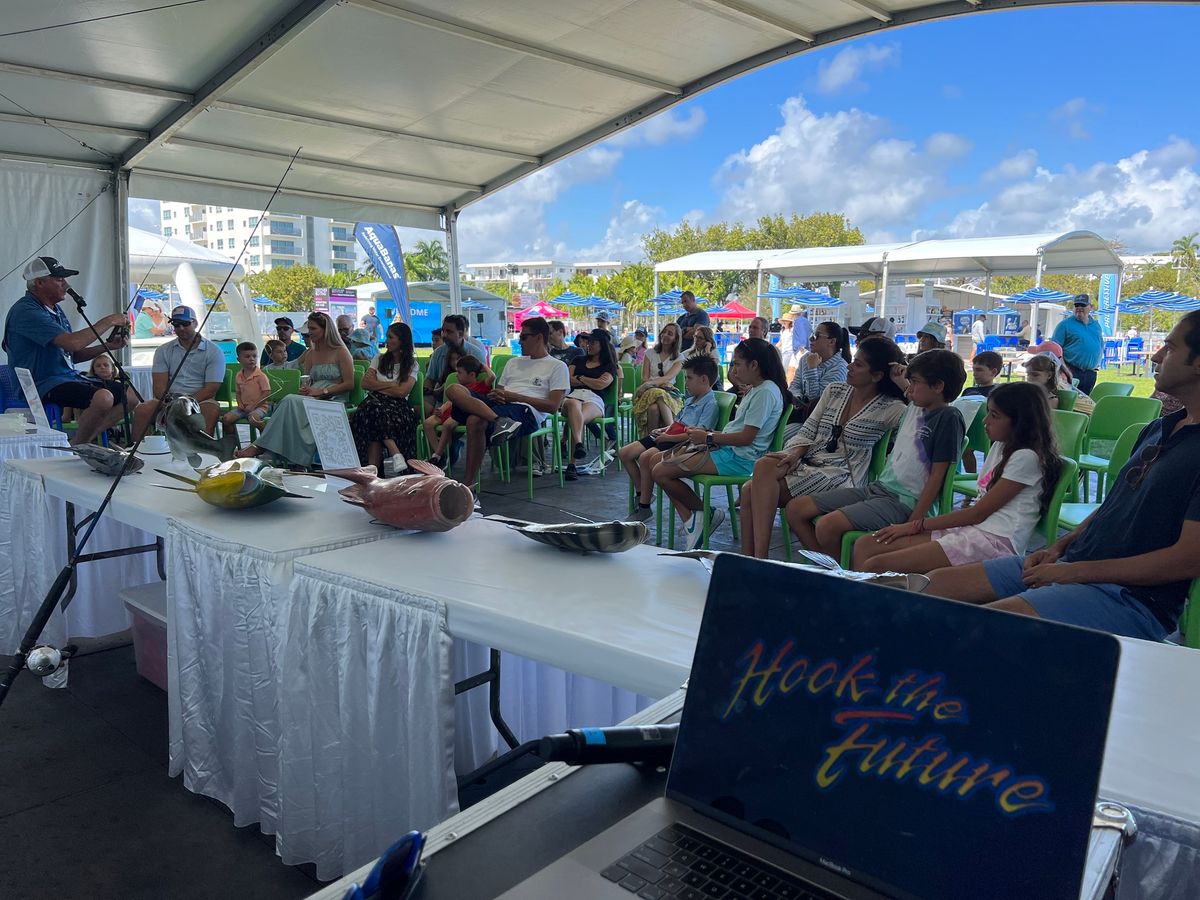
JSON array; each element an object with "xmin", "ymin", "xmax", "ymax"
[
  {"xmin": 260, "ymin": 317, "xmax": 305, "ymax": 366},
  {"xmin": 424, "ymin": 313, "xmax": 487, "ymax": 414},
  {"xmin": 132, "ymin": 306, "xmax": 226, "ymax": 439},
  {"xmin": 444, "ymin": 316, "xmax": 568, "ymax": 491},
  {"xmin": 2, "ymin": 256, "xmax": 135, "ymax": 445},
  {"xmin": 927, "ymin": 311, "xmax": 1200, "ymax": 641}
]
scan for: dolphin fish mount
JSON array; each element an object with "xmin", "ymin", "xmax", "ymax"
[
  {"xmin": 155, "ymin": 458, "xmax": 312, "ymax": 509},
  {"xmin": 158, "ymin": 394, "xmax": 237, "ymax": 468}
]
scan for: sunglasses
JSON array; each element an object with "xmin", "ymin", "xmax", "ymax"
[
  {"xmin": 1125, "ymin": 444, "xmax": 1161, "ymax": 489},
  {"xmin": 276, "ymin": 325, "xmax": 292, "ymax": 331}
]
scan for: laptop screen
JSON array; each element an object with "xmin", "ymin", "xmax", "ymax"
[{"xmin": 667, "ymin": 556, "xmax": 1120, "ymax": 900}]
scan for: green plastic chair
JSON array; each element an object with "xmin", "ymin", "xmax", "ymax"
[
  {"xmin": 649, "ymin": 391, "xmax": 735, "ymax": 544},
  {"xmin": 248, "ymin": 368, "xmax": 302, "ymax": 440},
  {"xmin": 1050, "ymin": 409, "xmax": 1089, "ymax": 501},
  {"xmin": 490, "ymin": 354, "xmax": 511, "ymax": 381},
  {"xmin": 1078, "ymin": 396, "xmax": 1162, "ymax": 502},
  {"xmin": 951, "ymin": 400, "xmax": 990, "ymax": 500},
  {"xmin": 216, "ymin": 366, "xmax": 237, "ymax": 410},
  {"xmin": 1055, "ymin": 388, "xmax": 1077, "ymax": 412},
  {"xmin": 617, "ymin": 362, "xmax": 640, "ymax": 443},
  {"xmin": 1089, "ymin": 382, "xmax": 1134, "ymax": 402},
  {"xmin": 523, "ymin": 410, "xmax": 563, "ymax": 499},
  {"xmin": 1034, "ymin": 457, "xmax": 1078, "ymax": 546},
  {"xmin": 1179, "ymin": 580, "xmax": 1200, "ymax": 649},
  {"xmin": 1056, "ymin": 423, "xmax": 1145, "ymax": 531},
  {"xmin": 345, "ymin": 367, "xmax": 366, "ymax": 413},
  {"xmin": 780, "ymin": 427, "xmax": 894, "ymax": 562},
  {"xmin": 668, "ymin": 405, "xmax": 789, "ymax": 551}
]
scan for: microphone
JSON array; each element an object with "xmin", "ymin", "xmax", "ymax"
[
  {"xmin": 539, "ymin": 723, "xmax": 679, "ymax": 766},
  {"xmin": 66, "ymin": 286, "xmax": 87, "ymax": 307}
]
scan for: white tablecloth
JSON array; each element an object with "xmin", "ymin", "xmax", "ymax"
[
  {"xmin": 0, "ymin": 449, "xmax": 160, "ymax": 685},
  {"xmin": 281, "ymin": 562, "xmax": 459, "ymax": 880}
]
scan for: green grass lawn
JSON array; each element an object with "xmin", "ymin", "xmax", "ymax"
[{"xmin": 972, "ymin": 365, "xmax": 1157, "ymax": 397}]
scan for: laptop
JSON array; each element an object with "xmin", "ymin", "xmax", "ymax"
[{"xmin": 503, "ymin": 555, "xmax": 1120, "ymax": 900}]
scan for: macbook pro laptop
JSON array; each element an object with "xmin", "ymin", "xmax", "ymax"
[{"xmin": 504, "ymin": 554, "xmax": 1121, "ymax": 900}]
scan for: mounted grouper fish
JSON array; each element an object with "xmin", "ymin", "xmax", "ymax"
[
  {"xmin": 155, "ymin": 458, "xmax": 312, "ymax": 509},
  {"xmin": 158, "ymin": 394, "xmax": 237, "ymax": 468}
]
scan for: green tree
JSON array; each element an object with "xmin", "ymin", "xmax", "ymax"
[
  {"xmin": 481, "ymin": 280, "xmax": 515, "ymax": 303},
  {"xmin": 405, "ymin": 240, "xmax": 450, "ymax": 281},
  {"xmin": 567, "ymin": 271, "xmax": 598, "ymax": 297},
  {"xmin": 1171, "ymin": 232, "xmax": 1198, "ymax": 285},
  {"xmin": 245, "ymin": 264, "xmax": 329, "ymax": 311},
  {"xmin": 542, "ymin": 278, "xmax": 569, "ymax": 303}
]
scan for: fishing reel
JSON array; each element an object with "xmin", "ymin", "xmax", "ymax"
[{"xmin": 26, "ymin": 644, "xmax": 77, "ymax": 678}]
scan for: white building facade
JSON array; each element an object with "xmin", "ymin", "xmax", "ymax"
[{"xmin": 461, "ymin": 259, "xmax": 629, "ymax": 295}]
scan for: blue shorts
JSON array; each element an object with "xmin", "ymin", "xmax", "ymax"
[
  {"xmin": 982, "ymin": 556, "xmax": 1168, "ymax": 641},
  {"xmin": 485, "ymin": 401, "xmax": 539, "ymax": 437},
  {"xmin": 707, "ymin": 446, "xmax": 756, "ymax": 478}
]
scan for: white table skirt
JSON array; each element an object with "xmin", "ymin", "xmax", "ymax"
[
  {"xmin": 165, "ymin": 518, "xmax": 405, "ymax": 864},
  {"xmin": 280, "ymin": 563, "xmax": 459, "ymax": 880},
  {"xmin": 0, "ymin": 457, "xmax": 159, "ymax": 685}
]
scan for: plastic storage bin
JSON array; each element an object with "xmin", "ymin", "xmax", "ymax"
[{"xmin": 121, "ymin": 581, "xmax": 168, "ymax": 691}]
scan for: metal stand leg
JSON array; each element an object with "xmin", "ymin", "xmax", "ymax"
[
  {"xmin": 454, "ymin": 648, "xmax": 519, "ymax": 750},
  {"xmin": 61, "ymin": 501, "xmax": 164, "ymax": 614}
]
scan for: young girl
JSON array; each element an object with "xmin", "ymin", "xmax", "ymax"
[
  {"xmin": 632, "ymin": 323, "xmax": 684, "ymax": 433},
  {"xmin": 652, "ymin": 338, "xmax": 788, "ymax": 550},
  {"xmin": 562, "ymin": 329, "xmax": 619, "ymax": 480},
  {"xmin": 424, "ymin": 356, "xmax": 493, "ymax": 468},
  {"xmin": 1026, "ymin": 344, "xmax": 1095, "ymax": 415},
  {"xmin": 852, "ymin": 381, "xmax": 1062, "ymax": 573}
]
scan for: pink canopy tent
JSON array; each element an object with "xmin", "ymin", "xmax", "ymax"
[
  {"xmin": 512, "ymin": 300, "xmax": 567, "ymax": 328},
  {"xmin": 706, "ymin": 300, "xmax": 758, "ymax": 320}
]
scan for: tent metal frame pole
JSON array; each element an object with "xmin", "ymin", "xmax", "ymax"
[
  {"xmin": 445, "ymin": 210, "xmax": 462, "ymax": 315},
  {"xmin": 113, "ymin": 169, "xmax": 130, "ymax": 362},
  {"xmin": 877, "ymin": 258, "xmax": 890, "ymax": 321},
  {"xmin": 755, "ymin": 269, "xmax": 763, "ymax": 318},
  {"xmin": 1031, "ymin": 250, "xmax": 1045, "ymax": 343},
  {"xmin": 653, "ymin": 271, "xmax": 660, "ymax": 336}
]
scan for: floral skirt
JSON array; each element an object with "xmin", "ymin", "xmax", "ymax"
[
  {"xmin": 351, "ymin": 392, "xmax": 419, "ymax": 464},
  {"xmin": 632, "ymin": 387, "xmax": 683, "ymax": 434}
]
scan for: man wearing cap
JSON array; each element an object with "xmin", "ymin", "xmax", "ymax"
[
  {"xmin": 260, "ymin": 317, "xmax": 305, "ymax": 366},
  {"xmin": 1051, "ymin": 295, "xmax": 1104, "ymax": 394},
  {"xmin": 131, "ymin": 305, "xmax": 226, "ymax": 440},
  {"xmin": 675, "ymin": 290, "xmax": 709, "ymax": 351},
  {"xmin": 916, "ymin": 320, "xmax": 947, "ymax": 354},
  {"xmin": 594, "ymin": 309, "xmax": 614, "ymax": 337},
  {"xmin": 4, "ymin": 256, "xmax": 135, "ymax": 445},
  {"xmin": 849, "ymin": 316, "xmax": 895, "ymax": 342}
]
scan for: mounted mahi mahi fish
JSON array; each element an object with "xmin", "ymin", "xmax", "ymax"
[
  {"xmin": 158, "ymin": 395, "xmax": 237, "ymax": 468},
  {"xmin": 155, "ymin": 458, "xmax": 311, "ymax": 509}
]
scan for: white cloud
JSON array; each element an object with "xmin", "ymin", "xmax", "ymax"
[
  {"xmin": 984, "ymin": 149, "xmax": 1039, "ymax": 182},
  {"xmin": 1050, "ymin": 97, "xmax": 1099, "ymax": 140},
  {"xmin": 456, "ymin": 147, "xmax": 622, "ymax": 262},
  {"xmin": 608, "ymin": 107, "xmax": 707, "ymax": 148},
  {"xmin": 942, "ymin": 137, "xmax": 1200, "ymax": 252},
  {"xmin": 816, "ymin": 44, "xmax": 898, "ymax": 93},
  {"xmin": 128, "ymin": 198, "xmax": 160, "ymax": 232},
  {"xmin": 715, "ymin": 94, "xmax": 964, "ymax": 239},
  {"xmin": 576, "ymin": 200, "xmax": 665, "ymax": 261}
]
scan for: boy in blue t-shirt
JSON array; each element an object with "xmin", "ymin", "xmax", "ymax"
[
  {"xmin": 619, "ymin": 355, "xmax": 719, "ymax": 521},
  {"xmin": 789, "ymin": 349, "xmax": 967, "ymax": 561}
]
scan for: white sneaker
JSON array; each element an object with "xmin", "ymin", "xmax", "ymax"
[
  {"xmin": 682, "ymin": 512, "xmax": 705, "ymax": 551},
  {"xmin": 707, "ymin": 507, "xmax": 726, "ymax": 541},
  {"xmin": 383, "ymin": 453, "xmax": 406, "ymax": 477}
]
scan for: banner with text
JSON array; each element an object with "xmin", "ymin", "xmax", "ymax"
[
  {"xmin": 355, "ymin": 223, "xmax": 410, "ymax": 324},
  {"xmin": 1096, "ymin": 273, "xmax": 1119, "ymax": 336}
]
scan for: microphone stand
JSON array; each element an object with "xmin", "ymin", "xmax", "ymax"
[{"xmin": 66, "ymin": 286, "xmax": 141, "ymax": 446}]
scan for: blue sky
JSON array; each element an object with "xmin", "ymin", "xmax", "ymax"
[{"xmin": 132, "ymin": 4, "xmax": 1200, "ymax": 263}]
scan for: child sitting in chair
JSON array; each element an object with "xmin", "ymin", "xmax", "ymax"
[
  {"xmin": 222, "ymin": 342, "xmax": 271, "ymax": 432},
  {"xmin": 424, "ymin": 355, "xmax": 493, "ymax": 469}
]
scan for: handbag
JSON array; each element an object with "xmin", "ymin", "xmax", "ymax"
[{"xmin": 661, "ymin": 442, "xmax": 714, "ymax": 473}]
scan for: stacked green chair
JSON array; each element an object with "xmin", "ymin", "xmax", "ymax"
[
  {"xmin": 1077, "ymin": 396, "xmax": 1161, "ymax": 501},
  {"xmin": 1056, "ymin": 423, "xmax": 1145, "ymax": 531}
]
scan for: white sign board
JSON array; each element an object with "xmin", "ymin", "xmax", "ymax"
[
  {"xmin": 15, "ymin": 368, "xmax": 51, "ymax": 429},
  {"xmin": 301, "ymin": 397, "xmax": 360, "ymax": 470}
]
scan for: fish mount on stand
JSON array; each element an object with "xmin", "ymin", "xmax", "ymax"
[
  {"xmin": 485, "ymin": 515, "xmax": 648, "ymax": 554},
  {"xmin": 327, "ymin": 460, "xmax": 473, "ymax": 533},
  {"xmin": 43, "ymin": 443, "xmax": 144, "ymax": 476},
  {"xmin": 158, "ymin": 394, "xmax": 237, "ymax": 468},
  {"xmin": 155, "ymin": 458, "xmax": 312, "ymax": 509}
]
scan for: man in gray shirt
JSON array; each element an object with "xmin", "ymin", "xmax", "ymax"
[
  {"xmin": 675, "ymin": 290, "xmax": 710, "ymax": 351},
  {"xmin": 132, "ymin": 305, "xmax": 227, "ymax": 439}
]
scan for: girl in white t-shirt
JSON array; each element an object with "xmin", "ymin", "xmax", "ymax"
[{"xmin": 852, "ymin": 381, "xmax": 1063, "ymax": 573}]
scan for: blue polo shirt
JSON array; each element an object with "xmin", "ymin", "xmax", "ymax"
[
  {"xmin": 1064, "ymin": 409, "xmax": 1200, "ymax": 630},
  {"xmin": 2, "ymin": 293, "xmax": 84, "ymax": 394},
  {"xmin": 1051, "ymin": 315, "xmax": 1104, "ymax": 370}
]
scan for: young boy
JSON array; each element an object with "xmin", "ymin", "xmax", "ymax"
[
  {"xmin": 262, "ymin": 339, "xmax": 290, "ymax": 370},
  {"xmin": 962, "ymin": 350, "xmax": 1002, "ymax": 399},
  {"xmin": 619, "ymin": 355, "xmax": 720, "ymax": 521},
  {"xmin": 223, "ymin": 342, "xmax": 272, "ymax": 432},
  {"xmin": 787, "ymin": 349, "xmax": 967, "ymax": 562},
  {"xmin": 424, "ymin": 356, "xmax": 493, "ymax": 468}
]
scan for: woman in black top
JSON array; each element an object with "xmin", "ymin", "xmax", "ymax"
[{"xmin": 562, "ymin": 328, "xmax": 618, "ymax": 479}]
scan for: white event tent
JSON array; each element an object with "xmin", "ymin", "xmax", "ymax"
[{"xmin": 0, "ymin": 0, "xmax": 1149, "ymax": 354}]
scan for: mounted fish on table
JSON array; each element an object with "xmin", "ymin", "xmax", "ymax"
[
  {"xmin": 327, "ymin": 460, "xmax": 473, "ymax": 533},
  {"xmin": 158, "ymin": 394, "xmax": 237, "ymax": 468},
  {"xmin": 43, "ymin": 443, "xmax": 144, "ymax": 477},
  {"xmin": 486, "ymin": 515, "xmax": 648, "ymax": 554},
  {"xmin": 155, "ymin": 458, "xmax": 312, "ymax": 509}
]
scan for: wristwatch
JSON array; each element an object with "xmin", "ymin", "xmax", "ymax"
[{"xmin": 705, "ymin": 431, "xmax": 716, "ymax": 449}]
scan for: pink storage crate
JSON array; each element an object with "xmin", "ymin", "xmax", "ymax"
[{"xmin": 121, "ymin": 582, "xmax": 167, "ymax": 691}]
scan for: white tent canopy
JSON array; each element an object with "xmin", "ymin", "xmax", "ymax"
[{"xmin": 128, "ymin": 225, "xmax": 245, "ymax": 283}]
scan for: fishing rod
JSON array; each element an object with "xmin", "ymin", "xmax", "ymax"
[{"xmin": 0, "ymin": 148, "xmax": 302, "ymax": 710}]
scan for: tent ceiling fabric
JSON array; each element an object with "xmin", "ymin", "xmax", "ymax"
[
  {"xmin": 0, "ymin": 0, "xmax": 1146, "ymax": 230},
  {"xmin": 656, "ymin": 232, "xmax": 1122, "ymax": 280}
]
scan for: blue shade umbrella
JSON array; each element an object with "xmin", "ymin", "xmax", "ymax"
[
  {"xmin": 758, "ymin": 285, "xmax": 829, "ymax": 303},
  {"xmin": 989, "ymin": 306, "xmax": 1018, "ymax": 315},
  {"xmin": 959, "ymin": 307, "xmax": 986, "ymax": 315},
  {"xmin": 1123, "ymin": 289, "xmax": 1192, "ymax": 308},
  {"xmin": 551, "ymin": 291, "xmax": 588, "ymax": 306},
  {"xmin": 251, "ymin": 295, "xmax": 276, "ymax": 307},
  {"xmin": 651, "ymin": 288, "xmax": 709, "ymax": 305},
  {"xmin": 136, "ymin": 288, "xmax": 169, "ymax": 301},
  {"xmin": 461, "ymin": 299, "xmax": 488, "ymax": 309},
  {"xmin": 1005, "ymin": 287, "xmax": 1074, "ymax": 304}
]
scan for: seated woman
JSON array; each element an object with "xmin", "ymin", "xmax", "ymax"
[
  {"xmin": 562, "ymin": 329, "xmax": 619, "ymax": 480},
  {"xmin": 682, "ymin": 325, "xmax": 723, "ymax": 391},
  {"xmin": 652, "ymin": 338, "xmax": 788, "ymax": 551},
  {"xmin": 235, "ymin": 312, "xmax": 354, "ymax": 466},
  {"xmin": 632, "ymin": 323, "xmax": 684, "ymax": 433},
  {"xmin": 852, "ymin": 381, "xmax": 1061, "ymax": 573},
  {"xmin": 787, "ymin": 321, "xmax": 851, "ymax": 421},
  {"xmin": 740, "ymin": 338, "xmax": 907, "ymax": 559},
  {"xmin": 351, "ymin": 321, "xmax": 420, "ymax": 475}
]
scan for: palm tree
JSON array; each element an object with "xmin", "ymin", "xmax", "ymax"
[
  {"xmin": 407, "ymin": 240, "xmax": 450, "ymax": 282},
  {"xmin": 1171, "ymin": 233, "xmax": 1198, "ymax": 285}
]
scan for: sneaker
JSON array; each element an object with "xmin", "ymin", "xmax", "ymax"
[
  {"xmin": 681, "ymin": 512, "xmax": 705, "ymax": 551},
  {"xmin": 573, "ymin": 442, "xmax": 586, "ymax": 460},
  {"xmin": 428, "ymin": 454, "xmax": 445, "ymax": 469},
  {"xmin": 564, "ymin": 464, "xmax": 578, "ymax": 481},
  {"xmin": 488, "ymin": 417, "xmax": 522, "ymax": 447},
  {"xmin": 707, "ymin": 507, "xmax": 726, "ymax": 541},
  {"xmin": 632, "ymin": 504, "xmax": 653, "ymax": 522},
  {"xmin": 383, "ymin": 453, "xmax": 406, "ymax": 477}
]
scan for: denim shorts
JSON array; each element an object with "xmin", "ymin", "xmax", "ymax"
[{"xmin": 982, "ymin": 556, "xmax": 1168, "ymax": 641}]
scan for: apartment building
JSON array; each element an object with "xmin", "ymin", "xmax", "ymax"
[
  {"xmin": 462, "ymin": 259, "xmax": 628, "ymax": 295},
  {"xmin": 160, "ymin": 203, "xmax": 357, "ymax": 275}
]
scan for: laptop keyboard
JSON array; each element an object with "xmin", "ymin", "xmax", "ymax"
[{"xmin": 601, "ymin": 823, "xmax": 836, "ymax": 900}]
